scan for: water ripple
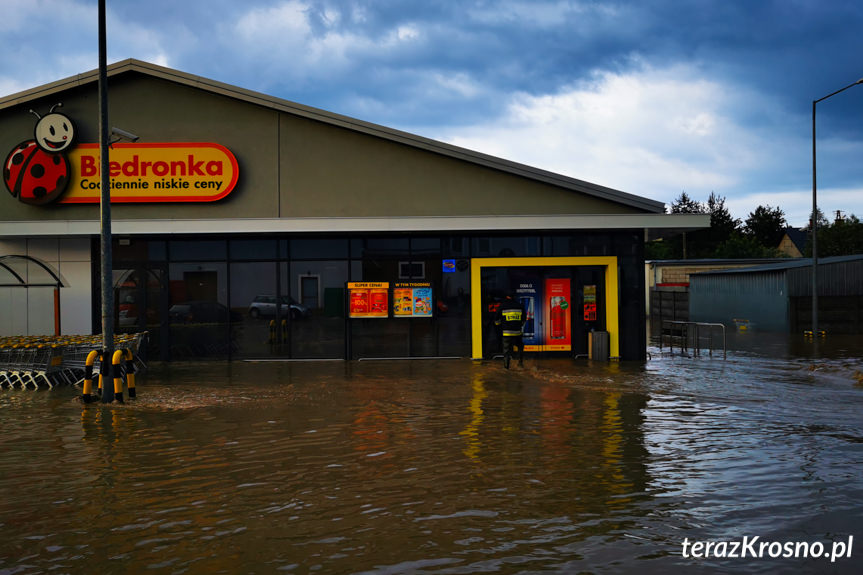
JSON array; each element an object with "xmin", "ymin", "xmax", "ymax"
[{"xmin": 1, "ymin": 353, "xmax": 862, "ymax": 573}]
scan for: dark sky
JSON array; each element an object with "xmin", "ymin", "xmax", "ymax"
[{"xmin": 4, "ymin": 0, "xmax": 863, "ymax": 225}]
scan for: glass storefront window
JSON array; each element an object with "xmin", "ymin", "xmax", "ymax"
[
  {"xmin": 230, "ymin": 239, "xmax": 278, "ymax": 261},
  {"xmin": 291, "ymin": 238, "xmax": 349, "ymax": 260},
  {"xmin": 286, "ymin": 260, "xmax": 348, "ymax": 359},
  {"xmin": 472, "ymin": 235, "xmax": 540, "ymax": 257},
  {"xmin": 169, "ymin": 239, "xmax": 227, "ymax": 261},
  {"xmin": 545, "ymin": 232, "xmax": 613, "ymax": 256},
  {"xmin": 442, "ymin": 235, "xmax": 469, "ymax": 258},
  {"xmin": 108, "ymin": 232, "xmax": 479, "ymax": 361},
  {"xmin": 351, "ymin": 237, "xmax": 409, "ymax": 259},
  {"xmin": 113, "ymin": 238, "xmax": 166, "ymax": 261},
  {"xmin": 112, "ymin": 265, "xmax": 166, "ymax": 361},
  {"xmin": 410, "ymin": 237, "xmax": 441, "ymax": 255},
  {"xmin": 148, "ymin": 241, "xmax": 167, "ymax": 261},
  {"xmin": 168, "ymin": 262, "xmax": 231, "ymax": 359},
  {"xmin": 230, "ymin": 262, "xmax": 278, "ymax": 358}
]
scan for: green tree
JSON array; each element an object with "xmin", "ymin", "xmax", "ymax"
[
  {"xmin": 648, "ymin": 192, "xmax": 742, "ymax": 259},
  {"xmin": 714, "ymin": 231, "xmax": 780, "ymax": 258},
  {"xmin": 700, "ymin": 192, "xmax": 741, "ymax": 255},
  {"xmin": 808, "ymin": 213, "xmax": 863, "ymax": 257},
  {"xmin": 665, "ymin": 192, "xmax": 706, "ymax": 259},
  {"xmin": 679, "ymin": 192, "xmax": 740, "ymax": 258},
  {"xmin": 744, "ymin": 205, "xmax": 787, "ymax": 249},
  {"xmin": 670, "ymin": 191, "xmax": 705, "ymax": 214},
  {"xmin": 802, "ymin": 207, "xmax": 829, "ymax": 232}
]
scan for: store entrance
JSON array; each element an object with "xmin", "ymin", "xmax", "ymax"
[
  {"xmin": 471, "ymin": 257, "xmax": 618, "ymax": 360},
  {"xmin": 479, "ymin": 266, "xmax": 605, "ymax": 358}
]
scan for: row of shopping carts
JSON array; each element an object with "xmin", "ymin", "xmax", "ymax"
[{"xmin": 0, "ymin": 333, "xmax": 147, "ymax": 389}]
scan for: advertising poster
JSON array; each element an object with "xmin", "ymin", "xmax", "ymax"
[
  {"xmin": 544, "ymin": 278, "xmax": 571, "ymax": 351},
  {"xmin": 393, "ymin": 286, "xmax": 413, "ymax": 317},
  {"xmin": 413, "ymin": 286, "xmax": 433, "ymax": 317},
  {"xmin": 348, "ymin": 282, "xmax": 389, "ymax": 318},
  {"xmin": 394, "ymin": 283, "xmax": 433, "ymax": 318},
  {"xmin": 515, "ymin": 280, "xmax": 542, "ymax": 351},
  {"xmin": 583, "ymin": 284, "xmax": 597, "ymax": 321}
]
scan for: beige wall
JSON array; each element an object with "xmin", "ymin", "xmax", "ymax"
[
  {"xmin": 2, "ymin": 72, "xmax": 645, "ymax": 223},
  {"xmin": 778, "ymin": 235, "xmax": 803, "ymax": 258},
  {"xmin": 658, "ymin": 265, "xmax": 753, "ymax": 284},
  {"xmin": 279, "ymin": 114, "xmax": 641, "ymax": 217}
]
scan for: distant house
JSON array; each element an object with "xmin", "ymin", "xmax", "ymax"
[{"xmin": 777, "ymin": 227, "xmax": 808, "ymax": 258}]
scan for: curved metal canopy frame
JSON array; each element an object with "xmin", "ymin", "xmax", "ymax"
[{"xmin": 0, "ymin": 255, "xmax": 67, "ymax": 288}]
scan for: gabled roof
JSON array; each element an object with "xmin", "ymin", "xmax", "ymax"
[
  {"xmin": 0, "ymin": 59, "xmax": 666, "ymax": 214},
  {"xmin": 780, "ymin": 227, "xmax": 808, "ymax": 252}
]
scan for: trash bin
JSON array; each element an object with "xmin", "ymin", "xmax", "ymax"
[{"xmin": 589, "ymin": 330, "xmax": 609, "ymax": 361}]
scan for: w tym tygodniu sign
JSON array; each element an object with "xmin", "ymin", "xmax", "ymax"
[{"xmin": 62, "ymin": 142, "xmax": 239, "ymax": 203}]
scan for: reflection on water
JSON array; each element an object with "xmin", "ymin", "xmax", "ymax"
[{"xmin": 1, "ymin": 334, "xmax": 862, "ymax": 574}]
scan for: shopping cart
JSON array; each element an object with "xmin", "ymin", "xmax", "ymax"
[{"xmin": 0, "ymin": 332, "xmax": 148, "ymax": 389}]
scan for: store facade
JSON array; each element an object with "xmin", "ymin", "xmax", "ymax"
[{"xmin": 0, "ymin": 60, "xmax": 707, "ymax": 361}]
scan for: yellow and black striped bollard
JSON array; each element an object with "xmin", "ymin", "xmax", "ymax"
[
  {"xmin": 123, "ymin": 348, "xmax": 136, "ymax": 399},
  {"xmin": 81, "ymin": 349, "xmax": 100, "ymax": 403}
]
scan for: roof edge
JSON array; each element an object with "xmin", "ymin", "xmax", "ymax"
[{"xmin": 0, "ymin": 213, "xmax": 708, "ymax": 237}]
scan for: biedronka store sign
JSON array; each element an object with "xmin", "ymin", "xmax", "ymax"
[
  {"xmin": 4, "ymin": 105, "xmax": 238, "ymax": 205},
  {"xmin": 66, "ymin": 143, "xmax": 239, "ymax": 203}
]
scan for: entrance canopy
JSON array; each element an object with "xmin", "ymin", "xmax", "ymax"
[{"xmin": 0, "ymin": 255, "xmax": 66, "ymax": 287}]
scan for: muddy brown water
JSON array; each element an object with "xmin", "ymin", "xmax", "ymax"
[{"xmin": 1, "ymin": 334, "xmax": 862, "ymax": 574}]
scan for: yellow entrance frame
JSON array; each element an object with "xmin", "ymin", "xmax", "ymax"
[{"xmin": 470, "ymin": 256, "xmax": 619, "ymax": 359}]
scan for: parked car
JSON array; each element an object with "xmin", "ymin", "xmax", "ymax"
[
  {"xmin": 248, "ymin": 295, "xmax": 311, "ymax": 320},
  {"xmin": 169, "ymin": 301, "xmax": 239, "ymax": 324}
]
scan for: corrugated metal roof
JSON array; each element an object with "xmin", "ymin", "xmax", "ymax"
[
  {"xmin": 646, "ymin": 258, "xmax": 786, "ymax": 266},
  {"xmin": 691, "ymin": 254, "xmax": 863, "ymax": 275}
]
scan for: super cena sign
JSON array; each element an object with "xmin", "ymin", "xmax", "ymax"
[{"xmin": 4, "ymin": 104, "xmax": 238, "ymax": 205}]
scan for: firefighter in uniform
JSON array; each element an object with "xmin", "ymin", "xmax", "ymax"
[{"xmin": 495, "ymin": 294, "xmax": 525, "ymax": 369}]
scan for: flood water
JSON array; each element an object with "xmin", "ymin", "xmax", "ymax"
[{"xmin": 1, "ymin": 334, "xmax": 862, "ymax": 574}]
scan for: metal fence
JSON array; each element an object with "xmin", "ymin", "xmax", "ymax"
[{"xmin": 659, "ymin": 320, "xmax": 726, "ymax": 359}]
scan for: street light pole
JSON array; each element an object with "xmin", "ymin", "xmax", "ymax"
[
  {"xmin": 811, "ymin": 77, "xmax": 863, "ymax": 340},
  {"xmin": 98, "ymin": 0, "xmax": 115, "ymax": 402}
]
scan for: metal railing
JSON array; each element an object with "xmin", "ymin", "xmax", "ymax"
[{"xmin": 659, "ymin": 320, "xmax": 726, "ymax": 359}]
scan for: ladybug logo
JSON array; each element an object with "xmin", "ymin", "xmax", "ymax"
[{"xmin": 4, "ymin": 103, "xmax": 75, "ymax": 205}]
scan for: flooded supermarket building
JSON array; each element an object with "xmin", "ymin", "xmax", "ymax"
[{"xmin": 0, "ymin": 60, "xmax": 706, "ymax": 362}]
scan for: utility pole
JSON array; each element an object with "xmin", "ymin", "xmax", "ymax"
[{"xmin": 98, "ymin": 0, "xmax": 115, "ymax": 402}]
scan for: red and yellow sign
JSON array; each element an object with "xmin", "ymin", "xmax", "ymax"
[
  {"xmin": 348, "ymin": 282, "xmax": 389, "ymax": 318},
  {"xmin": 544, "ymin": 278, "xmax": 571, "ymax": 351},
  {"xmin": 62, "ymin": 142, "xmax": 239, "ymax": 203}
]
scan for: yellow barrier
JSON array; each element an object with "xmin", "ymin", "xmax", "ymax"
[
  {"xmin": 112, "ymin": 350, "xmax": 126, "ymax": 403},
  {"xmin": 79, "ymin": 347, "xmax": 140, "ymax": 404},
  {"xmin": 124, "ymin": 348, "xmax": 137, "ymax": 399},
  {"xmin": 81, "ymin": 349, "xmax": 100, "ymax": 403}
]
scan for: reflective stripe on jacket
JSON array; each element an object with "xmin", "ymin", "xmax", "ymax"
[{"xmin": 495, "ymin": 298, "xmax": 524, "ymax": 337}]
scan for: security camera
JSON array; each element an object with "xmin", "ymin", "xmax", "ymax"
[{"xmin": 110, "ymin": 127, "xmax": 139, "ymax": 142}]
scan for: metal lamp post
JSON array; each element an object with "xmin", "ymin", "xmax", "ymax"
[
  {"xmin": 811, "ymin": 77, "xmax": 863, "ymax": 340},
  {"xmin": 98, "ymin": 0, "xmax": 114, "ymax": 402}
]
